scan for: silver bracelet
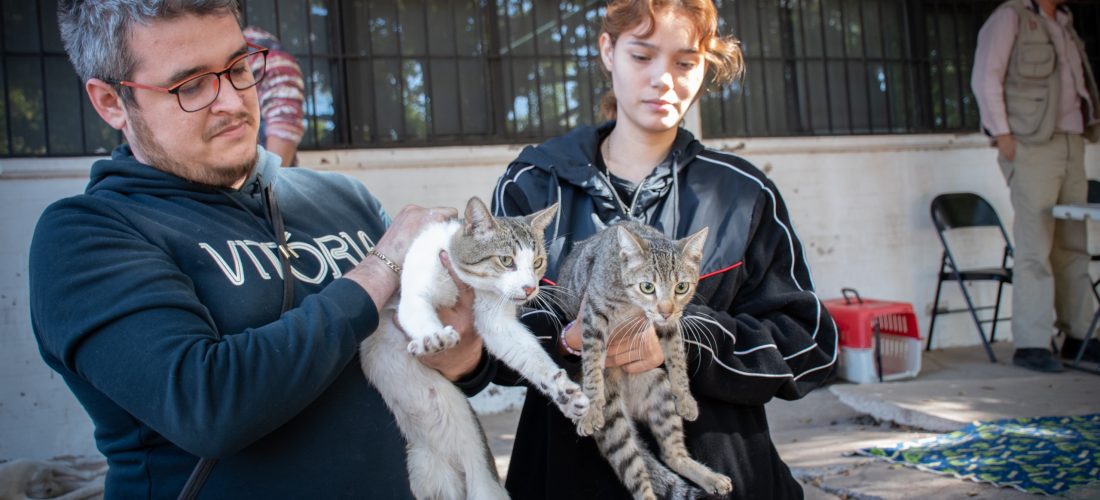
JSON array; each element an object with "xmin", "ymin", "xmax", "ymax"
[{"xmin": 368, "ymin": 248, "xmax": 402, "ymax": 275}]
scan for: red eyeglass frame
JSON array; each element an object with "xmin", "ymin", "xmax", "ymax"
[{"xmin": 104, "ymin": 41, "xmax": 269, "ymax": 110}]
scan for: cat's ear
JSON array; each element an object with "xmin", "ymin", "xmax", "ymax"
[
  {"xmin": 677, "ymin": 227, "xmax": 709, "ymax": 267},
  {"xmin": 616, "ymin": 225, "xmax": 647, "ymax": 264},
  {"xmin": 464, "ymin": 196, "xmax": 498, "ymax": 238},
  {"xmin": 526, "ymin": 202, "xmax": 559, "ymax": 234}
]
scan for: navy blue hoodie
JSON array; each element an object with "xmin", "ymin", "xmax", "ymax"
[
  {"xmin": 29, "ymin": 146, "xmax": 489, "ymax": 498},
  {"xmin": 492, "ymin": 123, "xmax": 838, "ymax": 500}
]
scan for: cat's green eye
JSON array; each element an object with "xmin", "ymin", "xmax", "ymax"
[
  {"xmin": 497, "ymin": 255, "xmax": 515, "ymax": 268},
  {"xmin": 639, "ymin": 282, "xmax": 656, "ymax": 294},
  {"xmin": 533, "ymin": 256, "xmax": 545, "ymax": 269},
  {"xmin": 675, "ymin": 282, "xmax": 691, "ymax": 295}
]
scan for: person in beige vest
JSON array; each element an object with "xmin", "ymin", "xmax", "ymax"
[{"xmin": 972, "ymin": 0, "xmax": 1100, "ymax": 372}]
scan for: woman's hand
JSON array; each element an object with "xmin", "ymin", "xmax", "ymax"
[
  {"xmin": 606, "ymin": 318, "xmax": 664, "ymax": 373},
  {"xmin": 563, "ymin": 297, "xmax": 664, "ymax": 373}
]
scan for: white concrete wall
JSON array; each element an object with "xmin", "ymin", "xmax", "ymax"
[{"xmin": 1, "ymin": 133, "xmax": 1096, "ymax": 461}]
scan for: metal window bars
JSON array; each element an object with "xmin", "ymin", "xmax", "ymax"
[{"xmin": 3, "ymin": 0, "xmax": 1099, "ymax": 157}]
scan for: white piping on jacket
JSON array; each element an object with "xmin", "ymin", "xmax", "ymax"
[
  {"xmin": 693, "ymin": 150, "xmax": 838, "ymax": 380},
  {"xmin": 495, "ymin": 165, "xmax": 538, "ymax": 217}
]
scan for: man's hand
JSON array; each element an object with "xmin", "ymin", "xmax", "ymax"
[
  {"xmin": 344, "ymin": 205, "xmax": 458, "ymax": 308},
  {"xmin": 417, "ymin": 251, "xmax": 483, "ymax": 381},
  {"xmin": 563, "ymin": 298, "xmax": 664, "ymax": 374},
  {"xmin": 374, "ymin": 205, "xmax": 459, "ymax": 266},
  {"xmin": 995, "ymin": 134, "xmax": 1016, "ymax": 162}
]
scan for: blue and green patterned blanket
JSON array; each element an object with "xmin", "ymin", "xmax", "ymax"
[{"xmin": 860, "ymin": 414, "xmax": 1100, "ymax": 496}]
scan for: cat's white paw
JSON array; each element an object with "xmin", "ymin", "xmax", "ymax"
[
  {"xmin": 556, "ymin": 383, "xmax": 590, "ymax": 420},
  {"xmin": 406, "ymin": 325, "xmax": 460, "ymax": 356},
  {"xmin": 676, "ymin": 393, "xmax": 699, "ymax": 421},
  {"xmin": 559, "ymin": 390, "xmax": 590, "ymax": 420},
  {"xmin": 538, "ymin": 370, "xmax": 590, "ymax": 420}
]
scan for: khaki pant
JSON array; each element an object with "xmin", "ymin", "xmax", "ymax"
[{"xmin": 998, "ymin": 133, "xmax": 1093, "ymax": 348}]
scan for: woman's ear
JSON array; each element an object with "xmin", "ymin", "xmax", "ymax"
[
  {"xmin": 598, "ymin": 32, "xmax": 614, "ymax": 72},
  {"xmin": 85, "ymin": 78, "xmax": 129, "ymax": 131}
]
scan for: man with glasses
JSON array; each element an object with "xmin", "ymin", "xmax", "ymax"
[{"xmin": 30, "ymin": 1, "xmax": 486, "ymax": 497}]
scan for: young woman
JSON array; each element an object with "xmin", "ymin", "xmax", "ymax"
[{"xmin": 491, "ymin": 0, "xmax": 838, "ymax": 498}]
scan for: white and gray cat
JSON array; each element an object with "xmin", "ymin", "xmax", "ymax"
[
  {"xmin": 359, "ymin": 197, "xmax": 589, "ymax": 500},
  {"xmin": 557, "ymin": 220, "xmax": 732, "ymax": 500}
]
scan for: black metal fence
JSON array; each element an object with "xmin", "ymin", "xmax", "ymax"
[{"xmin": 2, "ymin": 0, "xmax": 1099, "ymax": 157}]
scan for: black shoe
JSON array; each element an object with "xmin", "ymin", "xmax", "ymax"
[
  {"xmin": 1012, "ymin": 348, "xmax": 1064, "ymax": 373},
  {"xmin": 1061, "ymin": 337, "xmax": 1100, "ymax": 363}
]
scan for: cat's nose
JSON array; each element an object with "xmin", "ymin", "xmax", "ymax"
[
  {"xmin": 658, "ymin": 302, "xmax": 673, "ymax": 319},
  {"xmin": 523, "ymin": 285, "xmax": 537, "ymax": 298}
]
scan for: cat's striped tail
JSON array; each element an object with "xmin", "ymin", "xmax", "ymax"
[{"xmin": 641, "ymin": 447, "xmax": 711, "ymax": 500}]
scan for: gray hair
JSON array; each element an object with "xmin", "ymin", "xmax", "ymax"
[{"xmin": 57, "ymin": 0, "xmax": 241, "ymax": 103}]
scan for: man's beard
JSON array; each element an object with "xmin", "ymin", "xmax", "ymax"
[{"xmin": 128, "ymin": 110, "xmax": 256, "ymax": 188}]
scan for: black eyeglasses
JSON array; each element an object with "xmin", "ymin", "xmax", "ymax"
[{"xmin": 104, "ymin": 42, "xmax": 269, "ymax": 112}]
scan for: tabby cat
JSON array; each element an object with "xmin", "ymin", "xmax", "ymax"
[
  {"xmin": 360, "ymin": 197, "xmax": 589, "ymax": 500},
  {"xmin": 556, "ymin": 220, "xmax": 732, "ymax": 500}
]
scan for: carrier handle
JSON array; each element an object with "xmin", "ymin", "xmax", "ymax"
[{"xmin": 841, "ymin": 287, "xmax": 863, "ymax": 305}]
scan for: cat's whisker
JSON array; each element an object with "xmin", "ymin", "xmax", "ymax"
[
  {"xmin": 702, "ymin": 323, "xmax": 720, "ymax": 356},
  {"xmin": 622, "ymin": 317, "xmax": 651, "ymax": 363},
  {"xmin": 610, "ymin": 316, "xmax": 646, "ymax": 346},
  {"xmin": 682, "ymin": 314, "xmax": 708, "ymax": 347},
  {"xmin": 682, "ymin": 316, "xmax": 718, "ymax": 371},
  {"xmin": 541, "ymin": 284, "xmax": 579, "ymax": 300},
  {"xmin": 685, "ymin": 310, "xmax": 717, "ymax": 321},
  {"xmin": 496, "ymin": 294, "xmax": 511, "ymax": 314},
  {"xmin": 484, "ymin": 294, "xmax": 509, "ymax": 320},
  {"xmin": 527, "ymin": 296, "xmax": 565, "ymax": 331},
  {"xmin": 536, "ymin": 287, "xmax": 576, "ymax": 314},
  {"xmin": 679, "ymin": 317, "xmax": 710, "ymax": 375},
  {"xmin": 606, "ymin": 318, "xmax": 633, "ymax": 345},
  {"xmin": 679, "ymin": 317, "xmax": 702, "ymax": 348},
  {"xmin": 680, "ymin": 316, "xmax": 703, "ymax": 342},
  {"xmin": 526, "ymin": 293, "xmax": 553, "ymax": 312},
  {"xmin": 528, "ymin": 294, "xmax": 550, "ymax": 312},
  {"xmin": 635, "ymin": 321, "xmax": 654, "ymax": 362}
]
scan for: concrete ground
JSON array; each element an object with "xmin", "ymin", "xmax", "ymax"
[{"xmin": 479, "ymin": 342, "xmax": 1100, "ymax": 499}]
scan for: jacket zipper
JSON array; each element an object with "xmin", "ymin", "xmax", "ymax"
[{"xmin": 596, "ymin": 167, "xmax": 644, "ymax": 217}]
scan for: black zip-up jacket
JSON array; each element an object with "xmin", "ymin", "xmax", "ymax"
[{"xmin": 492, "ymin": 122, "xmax": 838, "ymax": 500}]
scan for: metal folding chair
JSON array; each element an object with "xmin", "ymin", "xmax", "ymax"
[{"xmin": 927, "ymin": 192, "xmax": 1013, "ymax": 362}]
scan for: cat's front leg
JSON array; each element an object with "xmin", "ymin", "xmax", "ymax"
[
  {"xmin": 576, "ymin": 307, "xmax": 610, "ymax": 436},
  {"xmin": 659, "ymin": 326, "xmax": 698, "ymax": 421},
  {"xmin": 398, "ymin": 276, "xmax": 461, "ymax": 356},
  {"xmin": 476, "ymin": 310, "xmax": 590, "ymax": 421}
]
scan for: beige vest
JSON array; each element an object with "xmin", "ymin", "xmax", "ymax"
[{"xmin": 1003, "ymin": 0, "xmax": 1099, "ymax": 144}]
